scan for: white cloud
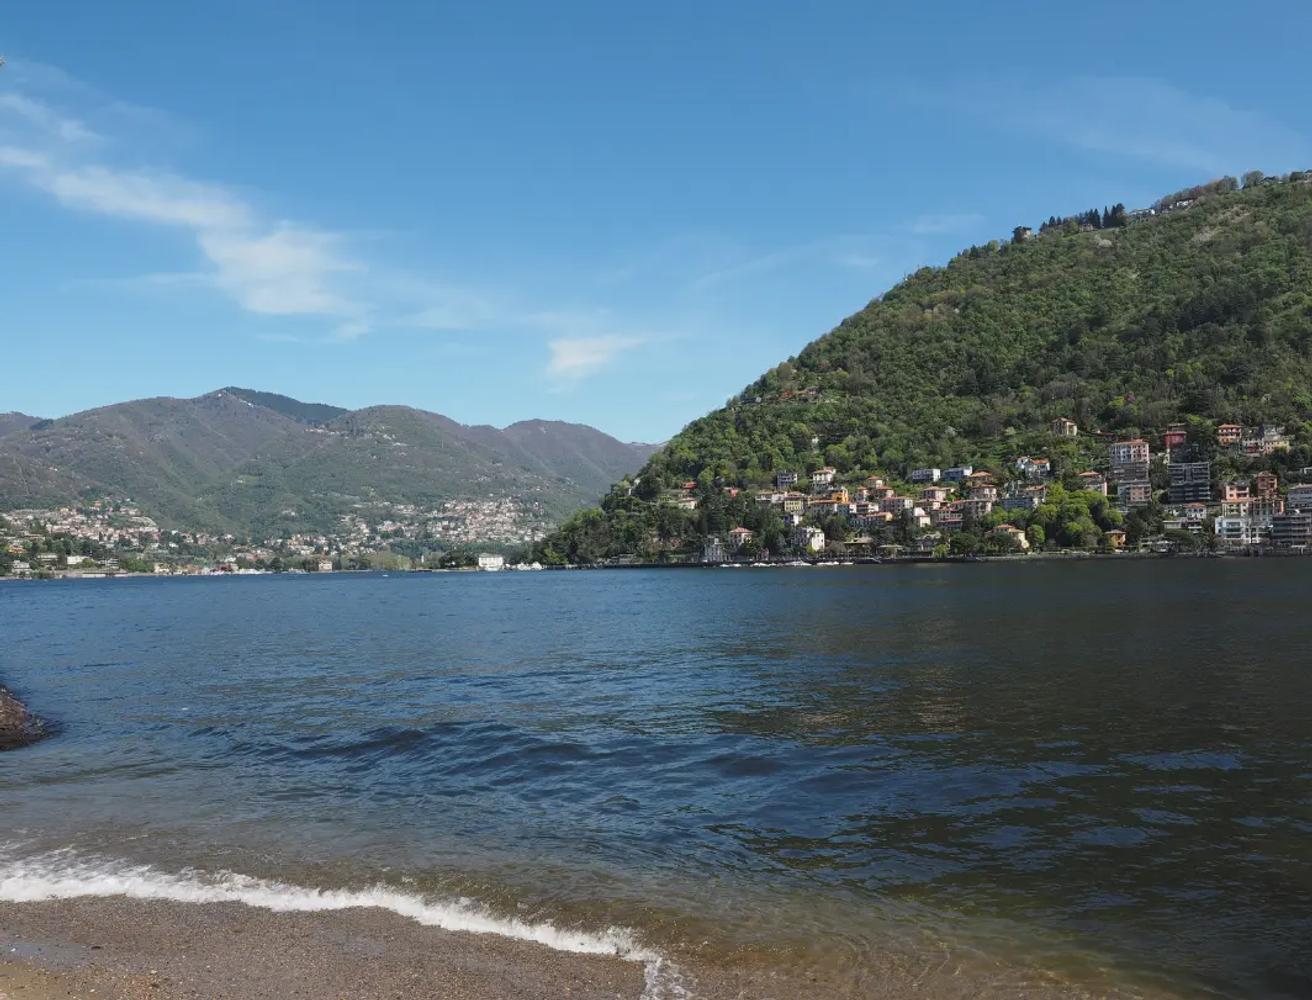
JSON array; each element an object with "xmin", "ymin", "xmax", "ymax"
[
  {"xmin": 43, "ymin": 165, "xmax": 253, "ymax": 230},
  {"xmin": 0, "ymin": 92, "xmax": 100, "ymax": 144},
  {"xmin": 0, "ymin": 58, "xmax": 688, "ymax": 364},
  {"xmin": 0, "ymin": 62, "xmax": 361, "ymax": 326},
  {"xmin": 546, "ymin": 335, "xmax": 643, "ymax": 382},
  {"xmin": 199, "ymin": 224, "xmax": 358, "ymax": 316}
]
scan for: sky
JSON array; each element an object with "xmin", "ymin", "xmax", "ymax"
[{"xmin": 2, "ymin": 2, "xmax": 1310, "ymax": 442}]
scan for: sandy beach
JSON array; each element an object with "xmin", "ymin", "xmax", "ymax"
[{"xmin": 0, "ymin": 897, "xmax": 648, "ymax": 1000}]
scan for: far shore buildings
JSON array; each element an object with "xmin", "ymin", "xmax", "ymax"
[
  {"xmin": 1109, "ymin": 439, "xmax": 1152, "ymax": 508},
  {"xmin": 1217, "ymin": 423, "xmax": 1243, "ymax": 447},
  {"xmin": 1051, "ymin": 417, "xmax": 1078, "ymax": 438},
  {"xmin": 1109, "ymin": 439, "xmax": 1151, "ymax": 483},
  {"xmin": 1077, "ymin": 471, "xmax": 1108, "ymax": 496},
  {"xmin": 727, "ymin": 526, "xmax": 754, "ymax": 551},
  {"xmin": 1168, "ymin": 461, "xmax": 1212, "ymax": 504}
]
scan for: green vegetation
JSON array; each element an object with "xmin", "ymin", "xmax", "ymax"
[
  {"xmin": 0, "ymin": 391, "xmax": 656, "ymax": 539},
  {"xmin": 539, "ymin": 174, "xmax": 1312, "ymax": 564}
]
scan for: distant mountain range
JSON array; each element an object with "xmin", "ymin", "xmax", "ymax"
[{"xmin": 0, "ymin": 388, "xmax": 657, "ymax": 538}]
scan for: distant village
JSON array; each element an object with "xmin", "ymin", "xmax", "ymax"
[
  {"xmin": 663, "ymin": 417, "xmax": 1312, "ymax": 564},
  {"xmin": 0, "ymin": 496, "xmax": 550, "ymax": 579}
]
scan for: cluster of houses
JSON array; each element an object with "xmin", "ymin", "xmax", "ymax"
[
  {"xmin": 0, "ymin": 491, "xmax": 559, "ymax": 578},
  {"xmin": 689, "ymin": 416, "xmax": 1312, "ymax": 561}
]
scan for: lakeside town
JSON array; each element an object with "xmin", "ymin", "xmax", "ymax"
[
  {"xmin": 0, "ymin": 496, "xmax": 549, "ymax": 579},
  {"xmin": 4, "ymin": 417, "xmax": 1312, "ymax": 578},
  {"xmin": 644, "ymin": 416, "xmax": 1312, "ymax": 565}
]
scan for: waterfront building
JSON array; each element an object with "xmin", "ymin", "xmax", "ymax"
[
  {"xmin": 1168, "ymin": 461, "xmax": 1211, "ymax": 504},
  {"xmin": 1271, "ymin": 511, "xmax": 1312, "ymax": 549},
  {"xmin": 792, "ymin": 525, "xmax": 826, "ymax": 553},
  {"xmin": 1109, "ymin": 439, "xmax": 1151, "ymax": 483},
  {"xmin": 1117, "ymin": 480, "xmax": 1153, "ymax": 508},
  {"xmin": 702, "ymin": 537, "xmax": 727, "ymax": 564},
  {"xmin": 727, "ymin": 527, "xmax": 754, "ymax": 551},
  {"xmin": 1287, "ymin": 484, "xmax": 1312, "ymax": 511}
]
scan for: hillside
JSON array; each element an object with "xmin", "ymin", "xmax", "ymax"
[
  {"xmin": 0, "ymin": 390, "xmax": 656, "ymax": 540},
  {"xmin": 538, "ymin": 172, "xmax": 1312, "ymax": 563},
  {"xmin": 220, "ymin": 387, "xmax": 348, "ymax": 426},
  {"xmin": 0, "ymin": 413, "xmax": 41, "ymax": 439}
]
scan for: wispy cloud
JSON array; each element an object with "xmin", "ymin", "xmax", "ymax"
[
  {"xmin": 0, "ymin": 68, "xmax": 366, "ymax": 332},
  {"xmin": 932, "ymin": 76, "xmax": 1312, "ymax": 176},
  {"xmin": 906, "ymin": 212, "xmax": 985, "ymax": 236},
  {"xmin": 688, "ymin": 234, "xmax": 901, "ymax": 291},
  {"xmin": 0, "ymin": 92, "xmax": 100, "ymax": 144},
  {"xmin": 546, "ymin": 335, "xmax": 644, "ymax": 383},
  {"xmin": 0, "ymin": 59, "xmax": 682, "ymax": 357}
]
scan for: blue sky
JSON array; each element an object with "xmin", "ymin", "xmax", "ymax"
[{"xmin": 2, "ymin": 2, "xmax": 1310, "ymax": 442}]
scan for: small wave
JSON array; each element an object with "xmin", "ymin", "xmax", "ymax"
[{"xmin": 0, "ymin": 847, "xmax": 693, "ymax": 999}]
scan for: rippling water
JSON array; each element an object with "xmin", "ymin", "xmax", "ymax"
[{"xmin": 2, "ymin": 563, "xmax": 1310, "ymax": 997}]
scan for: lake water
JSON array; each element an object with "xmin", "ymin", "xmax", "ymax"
[{"xmin": 1, "ymin": 563, "xmax": 1310, "ymax": 997}]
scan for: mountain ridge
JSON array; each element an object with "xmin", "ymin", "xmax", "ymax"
[{"xmin": 0, "ymin": 389, "xmax": 657, "ymax": 540}]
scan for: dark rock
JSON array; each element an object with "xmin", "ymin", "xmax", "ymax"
[{"xmin": 0, "ymin": 685, "xmax": 49, "ymax": 750}]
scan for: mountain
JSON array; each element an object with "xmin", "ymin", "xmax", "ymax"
[
  {"xmin": 0, "ymin": 413, "xmax": 41, "ymax": 439},
  {"xmin": 0, "ymin": 389, "xmax": 657, "ymax": 539},
  {"xmin": 220, "ymin": 387, "xmax": 348, "ymax": 426},
  {"xmin": 538, "ymin": 172, "xmax": 1312, "ymax": 563}
]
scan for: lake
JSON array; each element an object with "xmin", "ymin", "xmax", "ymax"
[{"xmin": 2, "ymin": 562, "xmax": 1309, "ymax": 997}]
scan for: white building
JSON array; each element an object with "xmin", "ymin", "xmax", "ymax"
[
  {"xmin": 810, "ymin": 467, "xmax": 837, "ymax": 487},
  {"xmin": 477, "ymin": 553, "xmax": 506, "ymax": 571},
  {"xmin": 792, "ymin": 525, "xmax": 826, "ymax": 553},
  {"xmin": 910, "ymin": 467, "xmax": 942, "ymax": 484}
]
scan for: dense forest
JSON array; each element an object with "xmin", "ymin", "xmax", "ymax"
[{"xmin": 537, "ymin": 172, "xmax": 1312, "ymax": 564}]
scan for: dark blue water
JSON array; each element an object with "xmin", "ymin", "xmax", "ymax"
[{"xmin": 2, "ymin": 564, "xmax": 1310, "ymax": 997}]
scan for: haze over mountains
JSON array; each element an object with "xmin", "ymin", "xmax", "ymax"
[{"xmin": 0, "ymin": 388, "xmax": 657, "ymax": 538}]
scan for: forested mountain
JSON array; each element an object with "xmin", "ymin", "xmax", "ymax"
[
  {"xmin": 538, "ymin": 172, "xmax": 1312, "ymax": 563},
  {"xmin": 0, "ymin": 389, "xmax": 656, "ymax": 537}
]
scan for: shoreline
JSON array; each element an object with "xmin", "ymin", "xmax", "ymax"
[
  {"xmin": 3, "ymin": 546, "xmax": 1308, "ymax": 585},
  {"xmin": 0, "ymin": 894, "xmax": 1147, "ymax": 1000},
  {"xmin": 0, "ymin": 897, "xmax": 649, "ymax": 1000}
]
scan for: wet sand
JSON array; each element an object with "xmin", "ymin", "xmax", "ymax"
[
  {"xmin": 0, "ymin": 896, "xmax": 1164, "ymax": 1000},
  {"xmin": 0, "ymin": 898, "xmax": 646, "ymax": 1000}
]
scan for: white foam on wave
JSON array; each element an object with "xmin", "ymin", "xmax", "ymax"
[{"xmin": 0, "ymin": 847, "xmax": 693, "ymax": 999}]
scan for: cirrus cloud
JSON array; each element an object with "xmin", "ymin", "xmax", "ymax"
[{"xmin": 546, "ymin": 335, "xmax": 644, "ymax": 382}]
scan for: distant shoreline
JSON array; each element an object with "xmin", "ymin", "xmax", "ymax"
[{"xmin": 4, "ymin": 547, "xmax": 1311, "ymax": 585}]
